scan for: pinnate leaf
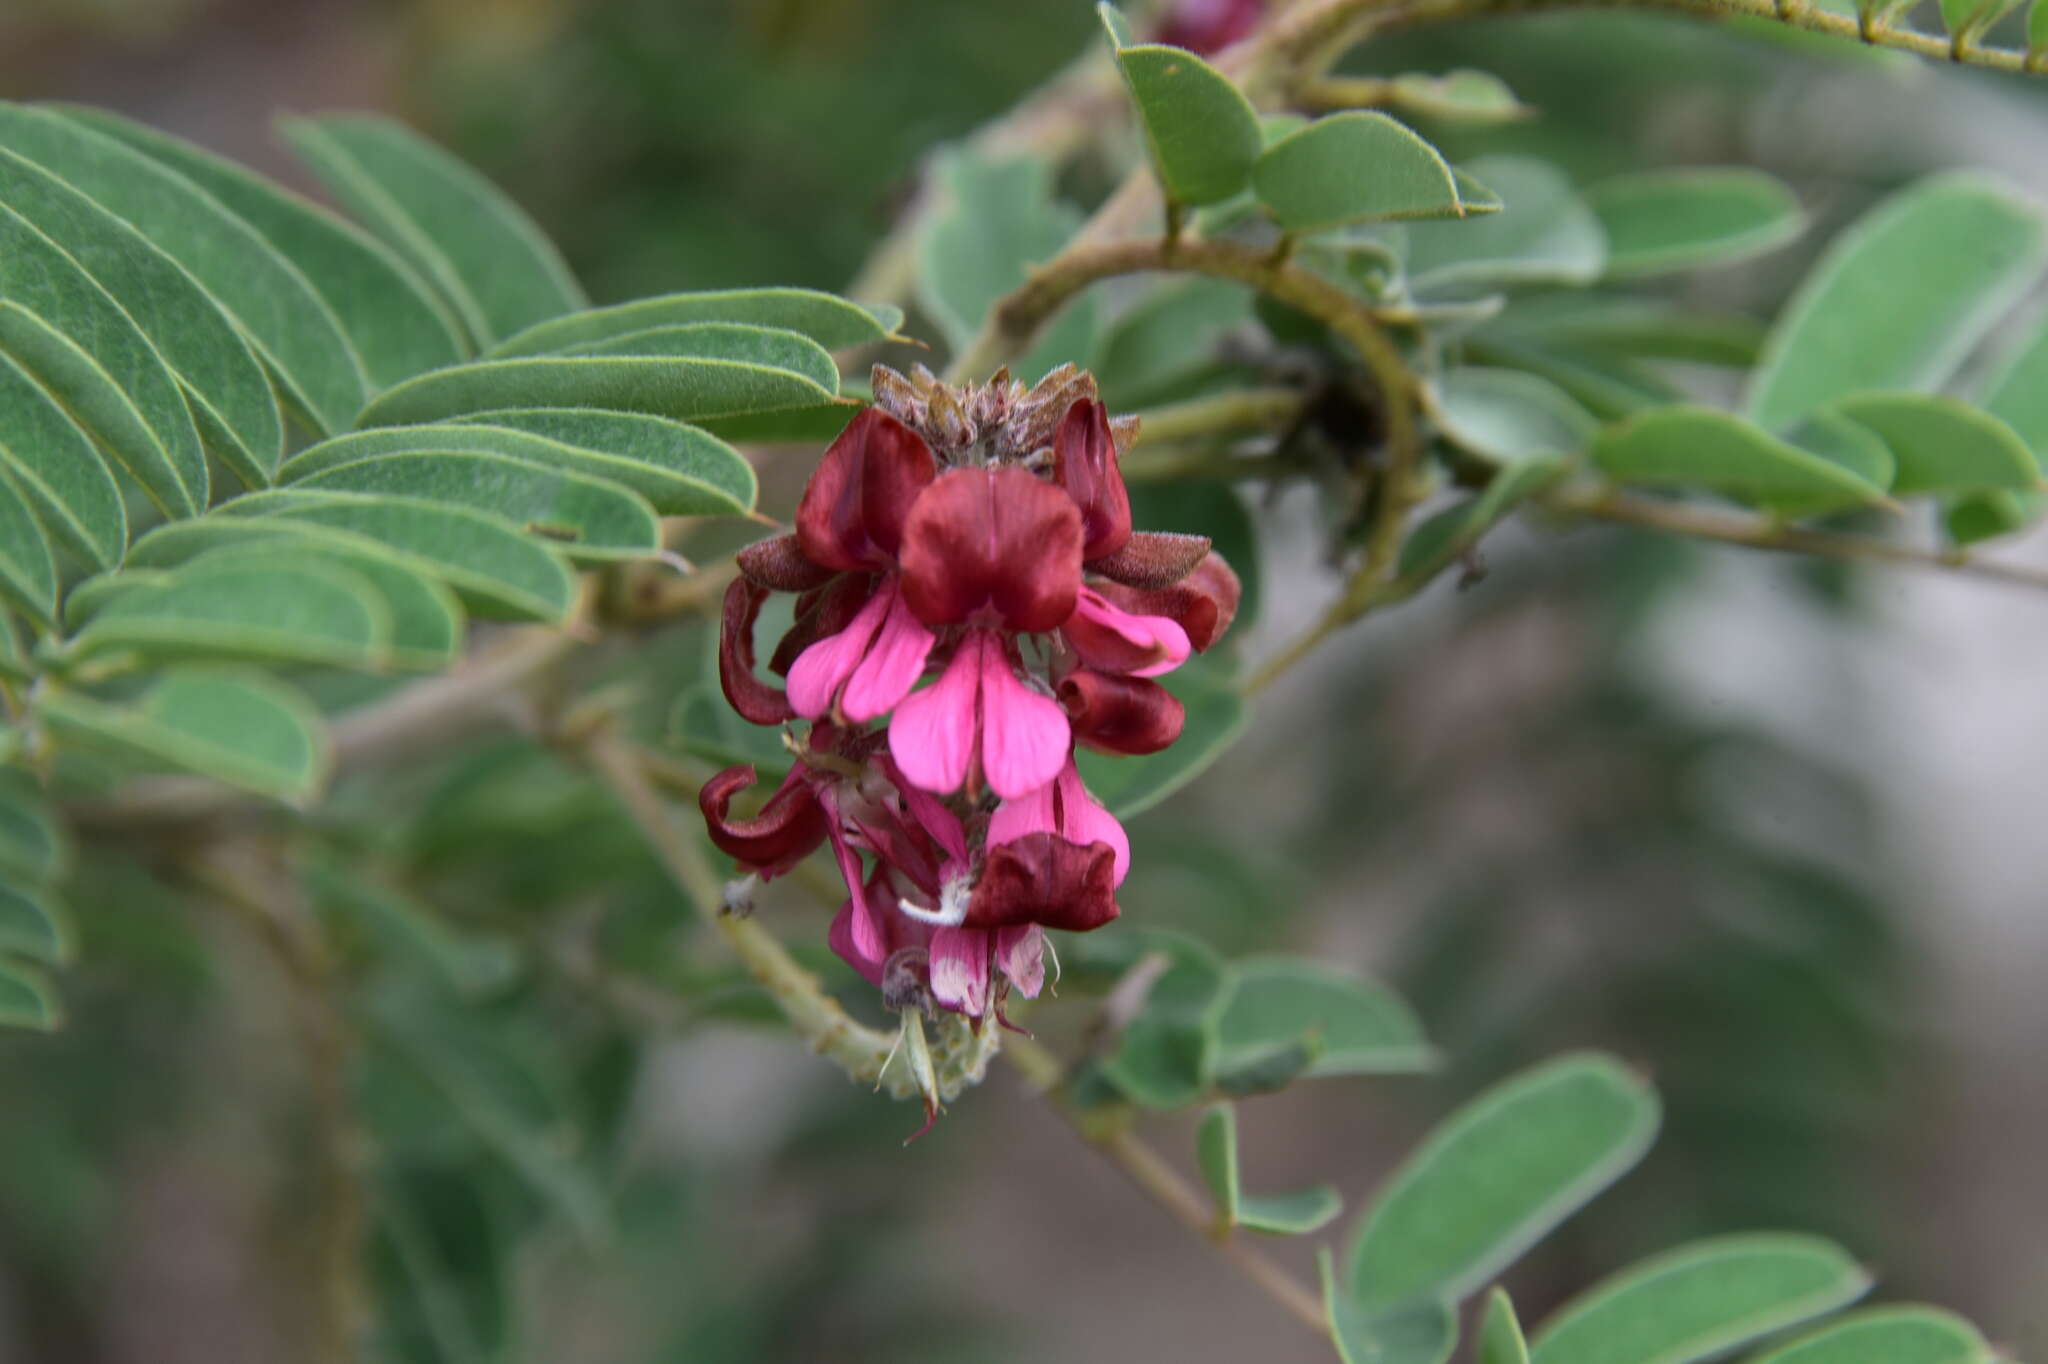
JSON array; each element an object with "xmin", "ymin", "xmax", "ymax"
[
  {"xmin": 1253, "ymin": 113, "xmax": 1465, "ymax": 232},
  {"xmin": 1747, "ymin": 174, "xmax": 2048, "ymax": 432},
  {"xmin": 487, "ymin": 287, "xmax": 898, "ymax": 359},
  {"xmin": 67, "ymin": 557, "xmax": 393, "ymax": 671},
  {"xmin": 1099, "ymin": 5, "xmax": 1263, "ymax": 208},
  {"xmin": 1405, "ymin": 157, "xmax": 1606, "ymax": 292},
  {"xmin": 218, "ymin": 491, "xmax": 578, "ymax": 623},
  {"xmin": 0, "ymin": 219, "xmax": 206, "ymax": 517},
  {"xmin": 0, "ymin": 348, "xmax": 126, "ymax": 570},
  {"xmin": 1832, "ymin": 393, "xmax": 2039, "ymax": 495},
  {"xmin": 289, "ymin": 448, "xmax": 660, "ymax": 563},
  {"xmin": 39, "ymin": 668, "xmax": 329, "ymax": 801},
  {"xmin": 1346, "ymin": 1053, "xmax": 1660, "ymax": 1309},
  {"xmin": 281, "ymin": 113, "xmax": 586, "ymax": 350},
  {"xmin": 1529, "ymin": 1234, "xmax": 1871, "ymax": 1364},
  {"xmin": 1587, "ymin": 169, "xmax": 1805, "ymax": 279},
  {"xmin": 62, "ymin": 104, "xmax": 467, "ymax": 391},
  {"xmin": 355, "ymin": 354, "xmax": 834, "ymax": 429},
  {"xmin": 1216, "ymin": 956, "xmax": 1432, "ymax": 1078},
  {"xmin": 0, "ymin": 102, "xmax": 368, "ymax": 434},
  {"xmin": 0, "ymin": 467, "xmax": 56, "ymax": 626},
  {"xmin": 1745, "ymin": 1307, "xmax": 1993, "ymax": 1364},
  {"xmin": 1593, "ymin": 406, "xmax": 1891, "ymax": 514}
]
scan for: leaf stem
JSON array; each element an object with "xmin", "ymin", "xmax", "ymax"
[
  {"xmin": 1001, "ymin": 1035, "xmax": 1329, "ymax": 1336},
  {"xmin": 1547, "ymin": 488, "xmax": 2048, "ymax": 591}
]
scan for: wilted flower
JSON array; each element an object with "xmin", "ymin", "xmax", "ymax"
[{"xmin": 704, "ymin": 364, "xmax": 1239, "ymax": 1032}]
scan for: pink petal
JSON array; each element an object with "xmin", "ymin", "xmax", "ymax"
[
  {"xmin": 929, "ymin": 926, "xmax": 990, "ymax": 1016},
  {"xmin": 977, "ymin": 635, "xmax": 1071, "ymax": 800},
  {"xmin": 887, "ymin": 638, "xmax": 982, "ymax": 794},
  {"xmin": 1066, "ymin": 586, "xmax": 1191, "ymax": 679},
  {"xmin": 839, "ymin": 581, "xmax": 935, "ymax": 722},
  {"xmin": 880, "ymin": 756, "xmax": 970, "ymax": 864},
  {"xmin": 987, "ymin": 778, "xmax": 1057, "ymax": 849},
  {"xmin": 1057, "ymin": 761, "xmax": 1130, "ymax": 885},
  {"xmin": 996, "ymin": 925, "xmax": 1045, "ymax": 998},
  {"xmin": 786, "ymin": 586, "xmax": 891, "ymax": 718},
  {"xmin": 828, "ymin": 899, "xmax": 885, "ymax": 986}
]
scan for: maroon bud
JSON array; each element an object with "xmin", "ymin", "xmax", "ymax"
[
  {"xmin": 736, "ymin": 533, "xmax": 836, "ymax": 592},
  {"xmin": 1087, "ymin": 531, "xmax": 1212, "ymax": 589},
  {"xmin": 1092, "ymin": 552, "xmax": 1241, "ymax": 653},
  {"xmin": 964, "ymin": 833, "xmax": 1120, "ymax": 932},
  {"xmin": 698, "ymin": 764, "xmax": 829, "ymax": 876},
  {"xmin": 1155, "ymin": 0, "xmax": 1265, "ymax": 54},
  {"xmin": 898, "ymin": 466, "xmax": 1084, "ymax": 633},
  {"xmin": 1054, "ymin": 399, "xmax": 1132, "ymax": 561},
  {"xmin": 795, "ymin": 407, "xmax": 937, "ymax": 572},
  {"xmin": 1059, "ymin": 669, "xmax": 1186, "ymax": 755},
  {"xmin": 718, "ymin": 579, "xmax": 796, "ymax": 724}
]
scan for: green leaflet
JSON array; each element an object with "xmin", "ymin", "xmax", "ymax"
[
  {"xmin": 1747, "ymin": 174, "xmax": 2048, "ymax": 432},
  {"xmin": 1585, "ymin": 168, "xmax": 1805, "ymax": 279},
  {"xmin": 487, "ymin": 287, "xmax": 899, "ymax": 359},
  {"xmin": 1980, "ymin": 318, "xmax": 2048, "ymax": 457},
  {"xmin": 1831, "ymin": 393, "xmax": 2040, "ymax": 495},
  {"xmin": 281, "ymin": 113, "xmax": 587, "ymax": 350},
  {"xmin": 0, "ymin": 958, "xmax": 61, "ymax": 1030},
  {"xmin": 1481, "ymin": 1291, "xmax": 1532, "ymax": 1364},
  {"xmin": 1252, "ymin": 112, "xmax": 1466, "ymax": 232},
  {"xmin": 1323, "ymin": 1254, "xmax": 1459, "ymax": 1364},
  {"xmin": 1100, "ymin": 5, "xmax": 1263, "ymax": 208},
  {"xmin": 1528, "ymin": 1234, "xmax": 1871, "ymax": 1364},
  {"xmin": 1592, "ymin": 406, "xmax": 1892, "ymax": 515},
  {"xmin": 287, "ymin": 449, "xmax": 661, "ymax": 563},
  {"xmin": 1405, "ymin": 156, "xmax": 1607, "ymax": 293},
  {"xmin": 1196, "ymin": 1103, "xmax": 1342, "ymax": 1233},
  {"xmin": 1433, "ymin": 367, "xmax": 1595, "ymax": 466},
  {"xmin": 177, "ymin": 541, "xmax": 461, "ymax": 672},
  {"xmin": 0, "ymin": 144, "xmax": 282, "ymax": 487},
  {"xmin": 556, "ymin": 321, "xmax": 839, "ymax": 393},
  {"xmin": 0, "ymin": 882, "xmax": 72, "ymax": 965},
  {"xmin": 60, "ymin": 104, "xmax": 467, "ymax": 391},
  {"xmin": 1745, "ymin": 1306, "xmax": 1993, "ymax": 1364},
  {"xmin": 1092, "ymin": 277, "xmax": 1253, "ymax": 408},
  {"xmin": 1480, "ymin": 295, "xmax": 1767, "ymax": 368},
  {"xmin": 0, "ymin": 102, "xmax": 367, "ymax": 434},
  {"xmin": 354, "ymin": 354, "xmax": 835, "ymax": 429},
  {"xmin": 1381, "ymin": 70, "xmax": 1531, "ymax": 124},
  {"xmin": 1346, "ymin": 1053, "xmax": 1660, "ymax": 1309},
  {"xmin": 0, "ymin": 768, "xmax": 69, "ymax": 883},
  {"xmin": 38, "ymin": 667, "xmax": 330, "ymax": 802},
  {"xmin": 288, "ymin": 418, "xmax": 754, "ymax": 518},
  {"xmin": 1938, "ymin": 0, "xmax": 2023, "ymax": 45},
  {"xmin": 0, "ymin": 468, "xmax": 55, "ymax": 627},
  {"xmin": 66, "ymin": 557, "xmax": 395, "ymax": 672},
  {"xmin": 0, "ymin": 225, "xmax": 207, "ymax": 517},
  {"xmin": 0, "ymin": 349, "xmax": 126, "ymax": 570},
  {"xmin": 1215, "ymin": 957, "xmax": 1433, "ymax": 1078},
  {"xmin": 216, "ymin": 490, "xmax": 578, "ymax": 623},
  {"xmin": 455, "ymin": 409, "xmax": 755, "ymax": 515}
]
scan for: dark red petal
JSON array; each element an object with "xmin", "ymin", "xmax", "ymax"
[
  {"xmin": 1086, "ymin": 531, "xmax": 1212, "ymax": 589},
  {"xmin": 964, "ymin": 833, "xmax": 1120, "ymax": 932},
  {"xmin": 1058, "ymin": 669, "xmax": 1186, "ymax": 755},
  {"xmin": 719, "ymin": 579, "xmax": 797, "ymax": 724},
  {"xmin": 1155, "ymin": 0, "xmax": 1265, "ymax": 53},
  {"xmin": 899, "ymin": 467, "xmax": 1083, "ymax": 632},
  {"xmin": 795, "ymin": 407, "xmax": 937, "ymax": 572},
  {"xmin": 736, "ymin": 534, "xmax": 836, "ymax": 592},
  {"xmin": 1092, "ymin": 551, "xmax": 1241, "ymax": 653},
  {"xmin": 698, "ymin": 764, "xmax": 829, "ymax": 875},
  {"xmin": 769, "ymin": 573, "xmax": 874, "ymax": 676},
  {"xmin": 1053, "ymin": 399, "xmax": 1132, "ymax": 560}
]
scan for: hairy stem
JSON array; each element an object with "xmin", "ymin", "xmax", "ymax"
[
  {"xmin": 184, "ymin": 848, "xmax": 366, "ymax": 1364},
  {"xmin": 579, "ymin": 731, "xmax": 907, "ymax": 1089},
  {"xmin": 1002, "ymin": 1035, "xmax": 1329, "ymax": 1336}
]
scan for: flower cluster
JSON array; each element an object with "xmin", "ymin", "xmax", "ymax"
[{"xmin": 702, "ymin": 364, "xmax": 1239, "ymax": 1024}]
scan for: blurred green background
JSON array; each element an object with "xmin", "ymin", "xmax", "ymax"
[{"xmin": 2, "ymin": 2, "xmax": 2045, "ymax": 1361}]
